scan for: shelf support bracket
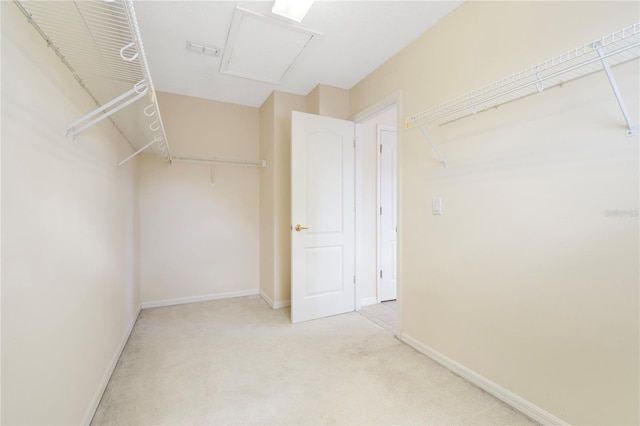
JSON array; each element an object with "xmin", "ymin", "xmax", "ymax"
[
  {"xmin": 66, "ymin": 80, "xmax": 148, "ymax": 138},
  {"xmin": 418, "ymin": 126, "xmax": 448, "ymax": 167},
  {"xmin": 595, "ymin": 43, "xmax": 637, "ymax": 136},
  {"xmin": 117, "ymin": 135, "xmax": 160, "ymax": 167}
]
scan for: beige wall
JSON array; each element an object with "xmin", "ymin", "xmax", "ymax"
[
  {"xmin": 307, "ymin": 84, "xmax": 350, "ymax": 120},
  {"xmin": 273, "ymin": 92, "xmax": 307, "ymax": 304},
  {"xmin": 350, "ymin": 1, "xmax": 639, "ymax": 424},
  {"xmin": 306, "ymin": 85, "xmax": 320, "ymax": 115},
  {"xmin": 1, "ymin": 3, "xmax": 141, "ymax": 424},
  {"xmin": 139, "ymin": 93, "xmax": 260, "ymax": 305},
  {"xmin": 260, "ymin": 91, "xmax": 307, "ymax": 307},
  {"xmin": 260, "ymin": 93, "xmax": 276, "ymax": 304}
]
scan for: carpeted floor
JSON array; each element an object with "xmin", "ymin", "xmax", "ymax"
[{"xmin": 91, "ymin": 295, "xmax": 537, "ymax": 425}]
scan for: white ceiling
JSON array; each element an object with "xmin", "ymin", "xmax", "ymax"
[{"xmin": 135, "ymin": 1, "xmax": 463, "ymax": 108}]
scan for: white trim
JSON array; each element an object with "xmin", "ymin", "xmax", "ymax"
[
  {"xmin": 376, "ymin": 123, "xmax": 382, "ymax": 305},
  {"xmin": 141, "ymin": 289, "xmax": 259, "ymax": 309},
  {"xmin": 260, "ymin": 290, "xmax": 291, "ymax": 309},
  {"xmin": 351, "ymin": 91, "xmax": 401, "ymax": 123},
  {"xmin": 354, "ymin": 123, "xmax": 363, "ymax": 312},
  {"xmin": 260, "ymin": 290, "xmax": 275, "ymax": 308},
  {"xmin": 273, "ymin": 300, "xmax": 291, "ymax": 309},
  {"xmin": 360, "ymin": 297, "xmax": 378, "ymax": 307},
  {"xmin": 81, "ymin": 305, "xmax": 142, "ymax": 426},
  {"xmin": 353, "ymin": 91, "xmax": 403, "ymax": 331},
  {"xmin": 400, "ymin": 333, "xmax": 569, "ymax": 426}
]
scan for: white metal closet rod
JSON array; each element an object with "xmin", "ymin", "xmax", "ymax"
[
  {"xmin": 66, "ymin": 81, "xmax": 148, "ymax": 137},
  {"xmin": 173, "ymin": 156, "xmax": 265, "ymax": 168}
]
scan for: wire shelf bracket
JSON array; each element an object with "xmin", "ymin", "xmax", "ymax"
[
  {"xmin": 15, "ymin": 0, "xmax": 173, "ymax": 165},
  {"xmin": 595, "ymin": 42, "xmax": 637, "ymax": 136},
  {"xmin": 405, "ymin": 23, "xmax": 640, "ymax": 139},
  {"xmin": 418, "ymin": 126, "xmax": 448, "ymax": 167}
]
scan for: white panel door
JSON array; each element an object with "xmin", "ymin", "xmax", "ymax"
[
  {"xmin": 379, "ymin": 126, "xmax": 397, "ymax": 302},
  {"xmin": 291, "ymin": 111, "xmax": 355, "ymax": 324}
]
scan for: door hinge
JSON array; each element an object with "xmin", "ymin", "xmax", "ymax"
[
  {"xmin": 380, "ymin": 206, "xmax": 382, "ymax": 215},
  {"xmin": 380, "ymin": 270, "xmax": 383, "ymax": 278},
  {"xmin": 380, "ymin": 144, "xmax": 382, "ymax": 153},
  {"xmin": 353, "ymin": 276, "xmax": 356, "ymax": 284}
]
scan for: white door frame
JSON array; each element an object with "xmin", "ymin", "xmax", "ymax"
[
  {"xmin": 352, "ymin": 91, "xmax": 402, "ymax": 334},
  {"xmin": 376, "ymin": 124, "xmax": 397, "ymax": 303}
]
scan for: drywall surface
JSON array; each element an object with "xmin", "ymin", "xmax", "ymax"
[
  {"xmin": 350, "ymin": 1, "xmax": 639, "ymax": 424},
  {"xmin": 306, "ymin": 85, "xmax": 320, "ymax": 116},
  {"xmin": 1, "ymin": 3, "xmax": 141, "ymax": 424},
  {"xmin": 260, "ymin": 93, "xmax": 277, "ymax": 305},
  {"xmin": 139, "ymin": 93, "xmax": 260, "ymax": 305},
  {"xmin": 273, "ymin": 91, "xmax": 306, "ymax": 306},
  {"xmin": 307, "ymin": 84, "xmax": 350, "ymax": 120}
]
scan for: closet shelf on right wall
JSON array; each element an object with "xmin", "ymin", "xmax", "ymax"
[{"xmin": 405, "ymin": 23, "xmax": 640, "ymax": 136}]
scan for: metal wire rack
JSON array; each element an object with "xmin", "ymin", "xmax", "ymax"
[
  {"xmin": 405, "ymin": 23, "xmax": 640, "ymax": 136},
  {"xmin": 14, "ymin": 0, "xmax": 172, "ymax": 166}
]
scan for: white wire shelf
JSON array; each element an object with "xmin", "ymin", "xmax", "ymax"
[
  {"xmin": 405, "ymin": 23, "xmax": 640, "ymax": 133},
  {"xmin": 14, "ymin": 0, "xmax": 172, "ymax": 165}
]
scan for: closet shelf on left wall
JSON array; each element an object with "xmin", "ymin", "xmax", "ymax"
[{"xmin": 14, "ymin": 0, "xmax": 172, "ymax": 166}]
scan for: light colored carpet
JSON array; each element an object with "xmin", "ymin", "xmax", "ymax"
[{"xmin": 91, "ymin": 295, "xmax": 537, "ymax": 425}]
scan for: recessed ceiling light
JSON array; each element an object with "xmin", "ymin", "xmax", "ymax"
[{"xmin": 272, "ymin": 0, "xmax": 314, "ymax": 23}]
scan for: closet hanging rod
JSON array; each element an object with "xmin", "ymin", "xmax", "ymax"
[
  {"xmin": 405, "ymin": 23, "xmax": 640, "ymax": 131},
  {"xmin": 173, "ymin": 156, "xmax": 266, "ymax": 168}
]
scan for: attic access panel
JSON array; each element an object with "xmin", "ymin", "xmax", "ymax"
[{"xmin": 220, "ymin": 8, "xmax": 320, "ymax": 84}]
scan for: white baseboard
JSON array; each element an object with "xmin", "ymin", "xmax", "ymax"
[
  {"xmin": 81, "ymin": 305, "xmax": 141, "ymax": 426},
  {"xmin": 260, "ymin": 290, "xmax": 290, "ymax": 309},
  {"xmin": 141, "ymin": 289, "xmax": 259, "ymax": 309},
  {"xmin": 360, "ymin": 297, "xmax": 379, "ymax": 307},
  {"xmin": 400, "ymin": 333, "xmax": 568, "ymax": 426},
  {"xmin": 260, "ymin": 290, "xmax": 275, "ymax": 308},
  {"xmin": 273, "ymin": 300, "xmax": 290, "ymax": 309}
]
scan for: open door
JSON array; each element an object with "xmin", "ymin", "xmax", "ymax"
[
  {"xmin": 291, "ymin": 111, "xmax": 355, "ymax": 324},
  {"xmin": 378, "ymin": 126, "xmax": 398, "ymax": 302}
]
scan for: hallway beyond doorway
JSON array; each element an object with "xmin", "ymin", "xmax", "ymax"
[{"xmin": 358, "ymin": 300, "xmax": 397, "ymax": 333}]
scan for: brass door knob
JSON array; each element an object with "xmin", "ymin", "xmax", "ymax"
[{"xmin": 294, "ymin": 224, "xmax": 309, "ymax": 232}]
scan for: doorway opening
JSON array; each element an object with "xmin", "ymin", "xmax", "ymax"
[{"xmin": 354, "ymin": 97, "xmax": 399, "ymax": 333}]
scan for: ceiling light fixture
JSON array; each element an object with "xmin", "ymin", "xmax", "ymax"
[{"xmin": 271, "ymin": 0, "xmax": 314, "ymax": 23}]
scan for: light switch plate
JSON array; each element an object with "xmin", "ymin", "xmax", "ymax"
[{"xmin": 432, "ymin": 197, "xmax": 442, "ymax": 215}]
